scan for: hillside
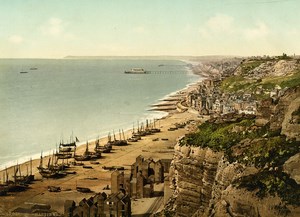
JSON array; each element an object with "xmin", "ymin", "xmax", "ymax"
[{"xmin": 157, "ymin": 56, "xmax": 300, "ymax": 217}]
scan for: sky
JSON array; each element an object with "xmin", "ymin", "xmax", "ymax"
[{"xmin": 1, "ymin": 0, "xmax": 300, "ymax": 58}]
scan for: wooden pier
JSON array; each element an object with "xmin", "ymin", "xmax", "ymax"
[{"xmin": 147, "ymin": 71, "xmax": 187, "ymax": 74}]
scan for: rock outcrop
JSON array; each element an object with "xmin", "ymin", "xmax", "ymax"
[
  {"xmin": 284, "ymin": 153, "xmax": 300, "ymax": 185},
  {"xmin": 163, "ymin": 144, "xmax": 300, "ymax": 217}
]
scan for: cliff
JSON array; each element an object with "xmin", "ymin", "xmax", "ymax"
[
  {"xmin": 157, "ymin": 58, "xmax": 300, "ymax": 216},
  {"xmin": 162, "ymin": 142, "xmax": 300, "ymax": 217}
]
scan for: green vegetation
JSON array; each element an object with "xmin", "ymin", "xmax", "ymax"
[
  {"xmin": 278, "ymin": 53, "xmax": 293, "ymax": 60},
  {"xmin": 182, "ymin": 118, "xmax": 300, "ymax": 206},
  {"xmin": 234, "ymin": 171, "xmax": 300, "ymax": 206},
  {"xmin": 221, "ymin": 68, "xmax": 300, "ymax": 99},
  {"xmin": 221, "ymin": 75, "xmax": 255, "ymax": 93},
  {"xmin": 280, "ymin": 70, "xmax": 300, "ymax": 88},
  {"xmin": 181, "ymin": 118, "xmax": 299, "ymax": 167},
  {"xmin": 240, "ymin": 60, "xmax": 264, "ymax": 75},
  {"xmin": 221, "ymin": 56, "xmax": 300, "ymax": 98},
  {"xmin": 180, "ymin": 117, "xmax": 265, "ymax": 152},
  {"xmin": 233, "ymin": 136, "xmax": 300, "ymax": 168}
]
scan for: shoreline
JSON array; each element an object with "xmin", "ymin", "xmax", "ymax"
[
  {"xmin": 0, "ymin": 59, "xmax": 207, "ymax": 215},
  {"xmin": 0, "ymin": 60, "xmax": 203, "ymax": 172},
  {"xmin": 0, "ymin": 100, "xmax": 204, "ymax": 215}
]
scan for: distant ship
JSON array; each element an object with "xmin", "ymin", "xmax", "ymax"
[
  {"xmin": 30, "ymin": 67, "xmax": 38, "ymax": 70},
  {"xmin": 124, "ymin": 68, "xmax": 149, "ymax": 74},
  {"xmin": 20, "ymin": 71, "xmax": 28, "ymax": 74}
]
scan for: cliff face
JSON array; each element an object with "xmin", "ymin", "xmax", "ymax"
[
  {"xmin": 278, "ymin": 86, "xmax": 300, "ymax": 141},
  {"xmin": 166, "ymin": 145, "xmax": 290, "ymax": 217},
  {"xmin": 160, "ymin": 59, "xmax": 300, "ymax": 217}
]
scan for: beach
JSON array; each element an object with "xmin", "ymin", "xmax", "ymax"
[{"xmin": 0, "ymin": 75, "xmax": 205, "ymax": 216}]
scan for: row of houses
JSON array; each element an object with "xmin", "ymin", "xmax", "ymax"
[
  {"xmin": 64, "ymin": 156, "xmax": 171, "ymax": 217},
  {"xmin": 64, "ymin": 190, "xmax": 131, "ymax": 217},
  {"xmin": 186, "ymin": 78, "xmax": 258, "ymax": 116}
]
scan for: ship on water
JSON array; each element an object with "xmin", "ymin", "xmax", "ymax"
[{"xmin": 124, "ymin": 68, "xmax": 149, "ymax": 74}]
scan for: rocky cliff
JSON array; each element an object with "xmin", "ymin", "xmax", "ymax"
[
  {"xmin": 164, "ymin": 144, "xmax": 290, "ymax": 217},
  {"xmin": 158, "ymin": 58, "xmax": 300, "ymax": 217}
]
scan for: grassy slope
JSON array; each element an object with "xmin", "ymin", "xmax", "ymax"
[{"xmin": 221, "ymin": 59, "xmax": 300, "ymax": 99}]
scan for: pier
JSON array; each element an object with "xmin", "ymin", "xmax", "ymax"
[{"xmin": 147, "ymin": 71, "xmax": 187, "ymax": 74}]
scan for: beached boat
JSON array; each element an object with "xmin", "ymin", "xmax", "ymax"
[
  {"xmin": 74, "ymin": 142, "xmax": 96, "ymax": 161},
  {"xmin": 74, "ymin": 153, "xmax": 91, "ymax": 161},
  {"xmin": 48, "ymin": 186, "xmax": 61, "ymax": 192},
  {"xmin": 94, "ymin": 139, "xmax": 111, "ymax": 153},
  {"xmin": 1, "ymin": 167, "xmax": 29, "ymax": 192},
  {"xmin": 102, "ymin": 166, "xmax": 125, "ymax": 171},
  {"xmin": 76, "ymin": 186, "xmax": 91, "ymax": 193},
  {"xmin": 37, "ymin": 153, "xmax": 67, "ymax": 179},
  {"xmin": 39, "ymin": 169, "xmax": 67, "ymax": 179},
  {"xmin": 109, "ymin": 130, "xmax": 128, "ymax": 146},
  {"xmin": 0, "ymin": 187, "xmax": 7, "ymax": 196},
  {"xmin": 124, "ymin": 68, "xmax": 149, "ymax": 74}
]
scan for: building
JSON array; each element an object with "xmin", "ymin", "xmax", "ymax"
[
  {"xmin": 64, "ymin": 191, "xmax": 131, "ymax": 217},
  {"xmin": 111, "ymin": 156, "xmax": 168, "ymax": 199}
]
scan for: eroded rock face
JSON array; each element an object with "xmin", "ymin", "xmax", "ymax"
[
  {"xmin": 256, "ymin": 86, "xmax": 300, "ymax": 141},
  {"xmin": 284, "ymin": 153, "xmax": 300, "ymax": 184},
  {"xmin": 166, "ymin": 144, "xmax": 293, "ymax": 217},
  {"xmin": 280, "ymin": 86, "xmax": 300, "ymax": 141}
]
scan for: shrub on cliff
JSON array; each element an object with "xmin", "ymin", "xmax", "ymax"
[
  {"xmin": 234, "ymin": 170, "xmax": 300, "ymax": 206},
  {"xmin": 181, "ymin": 118, "xmax": 264, "ymax": 152}
]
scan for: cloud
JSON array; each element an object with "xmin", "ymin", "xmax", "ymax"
[
  {"xmin": 243, "ymin": 22, "xmax": 269, "ymax": 40},
  {"xmin": 206, "ymin": 14, "xmax": 234, "ymax": 32},
  {"xmin": 41, "ymin": 17, "xmax": 75, "ymax": 39},
  {"xmin": 41, "ymin": 17, "xmax": 64, "ymax": 36},
  {"xmin": 8, "ymin": 35, "xmax": 23, "ymax": 44},
  {"xmin": 199, "ymin": 14, "xmax": 234, "ymax": 38}
]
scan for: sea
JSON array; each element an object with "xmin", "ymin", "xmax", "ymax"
[{"xmin": 0, "ymin": 58, "xmax": 200, "ymax": 169}]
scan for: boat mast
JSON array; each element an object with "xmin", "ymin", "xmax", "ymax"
[
  {"xmin": 39, "ymin": 151, "xmax": 43, "ymax": 169},
  {"xmin": 122, "ymin": 129, "xmax": 125, "ymax": 140},
  {"xmin": 108, "ymin": 132, "xmax": 111, "ymax": 143},
  {"xmin": 5, "ymin": 167, "xmax": 8, "ymax": 184},
  {"xmin": 113, "ymin": 130, "xmax": 116, "ymax": 141},
  {"xmin": 30, "ymin": 157, "xmax": 32, "ymax": 175},
  {"xmin": 85, "ymin": 141, "xmax": 89, "ymax": 154}
]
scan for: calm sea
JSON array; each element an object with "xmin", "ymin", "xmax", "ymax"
[{"xmin": 0, "ymin": 58, "xmax": 199, "ymax": 169}]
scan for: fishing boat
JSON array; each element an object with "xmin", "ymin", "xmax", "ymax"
[
  {"xmin": 13, "ymin": 160, "xmax": 35, "ymax": 184},
  {"xmin": 37, "ymin": 152, "xmax": 67, "ymax": 179},
  {"xmin": 102, "ymin": 166, "xmax": 125, "ymax": 171},
  {"xmin": 112, "ymin": 129, "xmax": 128, "ymax": 146},
  {"xmin": 94, "ymin": 138, "xmax": 111, "ymax": 153},
  {"xmin": 2, "ymin": 167, "xmax": 28, "ymax": 192},
  {"xmin": 20, "ymin": 71, "xmax": 28, "ymax": 74},
  {"xmin": 124, "ymin": 68, "xmax": 149, "ymax": 74},
  {"xmin": 55, "ymin": 152, "xmax": 73, "ymax": 159},
  {"xmin": 74, "ymin": 142, "xmax": 92, "ymax": 161},
  {"xmin": 48, "ymin": 186, "xmax": 61, "ymax": 192},
  {"xmin": 76, "ymin": 186, "xmax": 91, "ymax": 193},
  {"xmin": 0, "ymin": 187, "xmax": 7, "ymax": 196}
]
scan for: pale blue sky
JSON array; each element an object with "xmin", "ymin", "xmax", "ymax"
[{"xmin": 1, "ymin": 0, "xmax": 299, "ymax": 58}]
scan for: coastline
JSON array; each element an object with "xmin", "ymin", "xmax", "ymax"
[
  {"xmin": 0, "ymin": 59, "xmax": 203, "ymax": 173},
  {"xmin": 0, "ymin": 59, "xmax": 205, "ymax": 215},
  {"xmin": 0, "ymin": 95, "xmax": 204, "ymax": 216}
]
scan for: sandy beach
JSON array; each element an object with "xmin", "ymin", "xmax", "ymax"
[{"xmin": 0, "ymin": 80, "xmax": 204, "ymax": 216}]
